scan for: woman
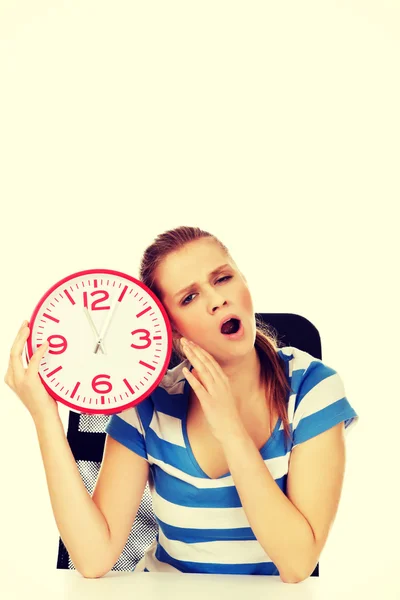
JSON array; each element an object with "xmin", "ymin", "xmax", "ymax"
[
  {"xmin": 6, "ymin": 224, "xmax": 359, "ymax": 582},
  {"xmin": 105, "ymin": 225, "xmax": 359, "ymax": 580}
]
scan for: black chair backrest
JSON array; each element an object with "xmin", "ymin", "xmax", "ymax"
[{"xmin": 57, "ymin": 313, "xmax": 321, "ymax": 576}]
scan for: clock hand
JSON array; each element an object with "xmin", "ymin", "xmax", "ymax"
[
  {"xmin": 94, "ymin": 295, "xmax": 119, "ymax": 354},
  {"xmin": 83, "ymin": 308, "xmax": 106, "ymax": 354}
]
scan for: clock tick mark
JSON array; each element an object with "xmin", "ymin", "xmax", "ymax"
[
  {"xmin": 43, "ymin": 313, "xmax": 59, "ymax": 323},
  {"xmin": 123, "ymin": 378, "xmax": 135, "ymax": 395},
  {"xmin": 47, "ymin": 366, "xmax": 62, "ymax": 377},
  {"xmin": 118, "ymin": 285, "xmax": 128, "ymax": 302},
  {"xmin": 64, "ymin": 289, "xmax": 75, "ymax": 305},
  {"xmin": 136, "ymin": 306, "xmax": 151, "ymax": 318},
  {"xmin": 71, "ymin": 382, "xmax": 81, "ymax": 399}
]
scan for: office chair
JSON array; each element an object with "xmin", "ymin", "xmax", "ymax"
[{"xmin": 57, "ymin": 312, "xmax": 321, "ymax": 577}]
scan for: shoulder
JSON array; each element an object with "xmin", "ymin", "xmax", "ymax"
[
  {"xmin": 279, "ymin": 346, "xmax": 359, "ymax": 447},
  {"xmin": 279, "ymin": 344, "xmax": 347, "ymax": 414},
  {"xmin": 277, "ymin": 344, "xmax": 340, "ymax": 401},
  {"xmin": 157, "ymin": 358, "xmax": 192, "ymax": 396},
  {"xmin": 111, "ymin": 358, "xmax": 192, "ymax": 429}
]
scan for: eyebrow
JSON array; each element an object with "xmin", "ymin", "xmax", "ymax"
[{"xmin": 174, "ymin": 264, "xmax": 232, "ymax": 299}]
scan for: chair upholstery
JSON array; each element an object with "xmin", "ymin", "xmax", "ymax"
[{"xmin": 57, "ymin": 312, "xmax": 321, "ymax": 576}]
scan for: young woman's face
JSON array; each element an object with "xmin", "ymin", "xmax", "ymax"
[{"xmin": 156, "ymin": 238, "xmax": 256, "ymax": 359}]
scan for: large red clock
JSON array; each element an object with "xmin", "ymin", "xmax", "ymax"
[{"xmin": 24, "ymin": 269, "xmax": 172, "ymax": 415}]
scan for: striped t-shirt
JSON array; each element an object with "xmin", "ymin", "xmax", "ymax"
[{"xmin": 105, "ymin": 345, "xmax": 359, "ymax": 575}]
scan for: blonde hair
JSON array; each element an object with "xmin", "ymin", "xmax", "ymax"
[{"xmin": 139, "ymin": 225, "xmax": 293, "ymax": 448}]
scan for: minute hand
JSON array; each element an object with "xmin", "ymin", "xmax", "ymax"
[
  {"xmin": 84, "ymin": 308, "xmax": 106, "ymax": 354},
  {"xmin": 94, "ymin": 295, "xmax": 119, "ymax": 354}
]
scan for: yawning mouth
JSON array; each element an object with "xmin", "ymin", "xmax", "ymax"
[{"xmin": 220, "ymin": 318, "xmax": 241, "ymax": 335}]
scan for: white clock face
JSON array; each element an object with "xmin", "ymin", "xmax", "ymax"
[{"xmin": 25, "ymin": 269, "xmax": 172, "ymax": 415}]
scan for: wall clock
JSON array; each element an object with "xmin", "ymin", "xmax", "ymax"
[{"xmin": 25, "ymin": 269, "xmax": 172, "ymax": 415}]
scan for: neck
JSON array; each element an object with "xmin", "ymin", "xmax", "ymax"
[{"xmin": 223, "ymin": 346, "xmax": 266, "ymax": 411}]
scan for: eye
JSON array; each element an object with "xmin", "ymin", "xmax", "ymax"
[{"xmin": 181, "ymin": 276, "xmax": 232, "ymax": 306}]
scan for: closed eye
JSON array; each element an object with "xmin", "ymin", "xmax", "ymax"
[{"xmin": 181, "ymin": 276, "xmax": 232, "ymax": 306}]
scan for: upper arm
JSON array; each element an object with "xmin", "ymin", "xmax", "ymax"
[
  {"xmin": 91, "ymin": 433, "xmax": 150, "ymax": 574},
  {"xmin": 286, "ymin": 421, "xmax": 346, "ymax": 577}
]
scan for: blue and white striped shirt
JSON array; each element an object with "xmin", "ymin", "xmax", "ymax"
[{"xmin": 105, "ymin": 345, "xmax": 359, "ymax": 575}]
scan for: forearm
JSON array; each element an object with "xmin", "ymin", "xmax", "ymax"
[
  {"xmin": 33, "ymin": 411, "xmax": 111, "ymax": 577},
  {"xmin": 220, "ymin": 422, "xmax": 316, "ymax": 583}
]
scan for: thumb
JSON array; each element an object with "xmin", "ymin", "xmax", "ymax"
[{"xmin": 28, "ymin": 340, "xmax": 49, "ymax": 373}]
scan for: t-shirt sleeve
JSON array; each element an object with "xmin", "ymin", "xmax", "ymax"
[
  {"xmin": 105, "ymin": 405, "xmax": 148, "ymax": 461},
  {"xmin": 292, "ymin": 359, "xmax": 359, "ymax": 449}
]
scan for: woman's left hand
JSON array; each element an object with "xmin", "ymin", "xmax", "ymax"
[{"xmin": 181, "ymin": 338, "xmax": 244, "ymax": 444}]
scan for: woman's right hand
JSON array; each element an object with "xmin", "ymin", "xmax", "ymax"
[{"xmin": 4, "ymin": 320, "xmax": 59, "ymax": 421}]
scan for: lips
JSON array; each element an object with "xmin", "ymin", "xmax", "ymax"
[{"xmin": 219, "ymin": 314, "xmax": 241, "ymax": 332}]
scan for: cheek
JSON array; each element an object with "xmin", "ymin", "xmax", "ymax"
[
  {"xmin": 170, "ymin": 315, "xmax": 197, "ymax": 339},
  {"xmin": 241, "ymin": 288, "xmax": 253, "ymax": 313},
  {"xmin": 175, "ymin": 317, "xmax": 212, "ymax": 346},
  {"xmin": 167, "ymin": 312, "xmax": 184, "ymax": 338}
]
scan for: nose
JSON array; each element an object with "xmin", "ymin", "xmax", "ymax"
[{"xmin": 209, "ymin": 295, "xmax": 228, "ymax": 314}]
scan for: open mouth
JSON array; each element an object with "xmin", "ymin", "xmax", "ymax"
[{"xmin": 220, "ymin": 318, "xmax": 241, "ymax": 335}]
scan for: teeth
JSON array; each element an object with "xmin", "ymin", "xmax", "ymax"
[{"xmin": 223, "ymin": 317, "xmax": 237, "ymax": 325}]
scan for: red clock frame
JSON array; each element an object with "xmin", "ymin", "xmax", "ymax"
[{"xmin": 25, "ymin": 268, "xmax": 173, "ymax": 415}]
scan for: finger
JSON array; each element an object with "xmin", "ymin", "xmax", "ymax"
[
  {"xmin": 183, "ymin": 367, "xmax": 204, "ymax": 393},
  {"xmin": 182, "ymin": 346, "xmax": 214, "ymax": 386},
  {"xmin": 184, "ymin": 343, "xmax": 218, "ymax": 383},
  {"xmin": 197, "ymin": 348, "xmax": 221, "ymax": 373},
  {"xmin": 27, "ymin": 339, "xmax": 49, "ymax": 375},
  {"xmin": 192, "ymin": 343, "xmax": 222, "ymax": 373},
  {"xmin": 189, "ymin": 367, "xmax": 202, "ymax": 385},
  {"xmin": 9, "ymin": 323, "xmax": 31, "ymax": 382}
]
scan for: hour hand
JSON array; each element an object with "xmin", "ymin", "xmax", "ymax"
[
  {"xmin": 94, "ymin": 337, "xmax": 104, "ymax": 355},
  {"xmin": 94, "ymin": 295, "xmax": 119, "ymax": 354},
  {"xmin": 83, "ymin": 308, "xmax": 106, "ymax": 354}
]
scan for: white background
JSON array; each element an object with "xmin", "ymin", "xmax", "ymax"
[{"xmin": 0, "ymin": 0, "xmax": 398, "ymax": 588}]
